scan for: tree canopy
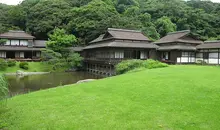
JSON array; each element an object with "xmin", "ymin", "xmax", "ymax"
[{"xmin": 0, "ymin": 0, "xmax": 219, "ymax": 43}]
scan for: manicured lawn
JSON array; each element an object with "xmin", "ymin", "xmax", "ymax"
[
  {"xmin": 0, "ymin": 62, "xmax": 53, "ymax": 73},
  {"xmin": 1, "ymin": 65, "xmax": 220, "ymax": 129}
]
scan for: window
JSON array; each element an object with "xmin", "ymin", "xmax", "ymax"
[
  {"xmin": 20, "ymin": 40, "xmax": 28, "ymax": 46},
  {"xmin": 5, "ymin": 40, "xmax": 10, "ymax": 45},
  {"xmin": 115, "ymin": 51, "xmax": 124, "ymax": 58},
  {"xmin": 140, "ymin": 51, "xmax": 148, "ymax": 59},
  {"xmin": 209, "ymin": 53, "xmax": 218, "ymax": 59},
  {"xmin": 162, "ymin": 52, "xmax": 169, "ymax": 60},
  {"xmin": 203, "ymin": 52, "xmax": 209, "ymax": 59},
  {"xmin": 11, "ymin": 40, "xmax": 19, "ymax": 46},
  {"xmin": 124, "ymin": 50, "xmax": 132, "ymax": 59},
  {"xmin": 182, "ymin": 52, "xmax": 189, "ymax": 57},
  {"xmin": 0, "ymin": 51, "xmax": 6, "ymax": 58}
]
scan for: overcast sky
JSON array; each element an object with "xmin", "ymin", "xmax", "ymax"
[{"xmin": 0, "ymin": 0, "xmax": 220, "ymax": 5}]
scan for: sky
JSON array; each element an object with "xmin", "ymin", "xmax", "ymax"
[{"xmin": 0, "ymin": 0, "xmax": 220, "ymax": 5}]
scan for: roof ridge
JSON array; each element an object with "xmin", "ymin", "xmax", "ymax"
[
  {"xmin": 204, "ymin": 40, "xmax": 220, "ymax": 43},
  {"xmin": 9, "ymin": 30, "xmax": 25, "ymax": 33},
  {"xmin": 167, "ymin": 30, "xmax": 190, "ymax": 35},
  {"xmin": 108, "ymin": 28, "xmax": 142, "ymax": 33}
]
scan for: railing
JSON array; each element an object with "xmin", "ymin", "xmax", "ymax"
[{"xmin": 84, "ymin": 58, "xmax": 128, "ymax": 64}]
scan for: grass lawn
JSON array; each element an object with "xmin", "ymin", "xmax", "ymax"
[
  {"xmin": 0, "ymin": 62, "xmax": 53, "ymax": 73},
  {"xmin": 1, "ymin": 65, "xmax": 220, "ymax": 129}
]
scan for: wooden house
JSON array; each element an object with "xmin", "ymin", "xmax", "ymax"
[
  {"xmin": 83, "ymin": 28, "xmax": 158, "ymax": 75},
  {"xmin": 154, "ymin": 30, "xmax": 203, "ymax": 64},
  {"xmin": 196, "ymin": 41, "xmax": 220, "ymax": 64},
  {"xmin": 0, "ymin": 30, "xmax": 46, "ymax": 61}
]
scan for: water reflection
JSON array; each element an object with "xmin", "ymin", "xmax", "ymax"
[{"xmin": 6, "ymin": 72, "xmax": 101, "ymax": 97}]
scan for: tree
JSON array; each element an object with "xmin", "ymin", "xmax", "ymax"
[
  {"xmin": 25, "ymin": 0, "xmax": 71, "ymax": 39},
  {"xmin": 46, "ymin": 28, "xmax": 77, "ymax": 55},
  {"xmin": 155, "ymin": 16, "xmax": 177, "ymax": 37},
  {"xmin": 67, "ymin": 0, "xmax": 118, "ymax": 44}
]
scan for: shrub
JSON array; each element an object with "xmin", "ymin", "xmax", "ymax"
[
  {"xmin": 7, "ymin": 59, "xmax": 16, "ymax": 67},
  {"xmin": 0, "ymin": 59, "xmax": 8, "ymax": 71},
  {"xmin": 19, "ymin": 62, "xmax": 29, "ymax": 70},
  {"xmin": 116, "ymin": 59, "xmax": 168, "ymax": 75},
  {"xmin": 144, "ymin": 59, "xmax": 168, "ymax": 69},
  {"xmin": 196, "ymin": 60, "xmax": 207, "ymax": 65},
  {"xmin": 115, "ymin": 60, "xmax": 145, "ymax": 74}
]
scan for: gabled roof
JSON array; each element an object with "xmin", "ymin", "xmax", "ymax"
[
  {"xmin": 107, "ymin": 28, "xmax": 150, "ymax": 41},
  {"xmin": 0, "ymin": 30, "xmax": 35, "ymax": 40},
  {"xmin": 154, "ymin": 30, "xmax": 203, "ymax": 44},
  {"xmin": 89, "ymin": 28, "xmax": 150, "ymax": 44},
  {"xmin": 197, "ymin": 41, "xmax": 220, "ymax": 49}
]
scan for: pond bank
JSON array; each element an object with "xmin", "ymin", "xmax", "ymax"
[{"xmin": 4, "ymin": 71, "xmax": 50, "ymax": 76}]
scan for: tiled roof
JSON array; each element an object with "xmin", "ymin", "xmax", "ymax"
[
  {"xmin": 107, "ymin": 28, "xmax": 150, "ymax": 41},
  {"xmin": 0, "ymin": 46, "xmax": 42, "ymax": 51},
  {"xmin": 0, "ymin": 30, "xmax": 35, "ymax": 39},
  {"xmin": 89, "ymin": 28, "xmax": 150, "ymax": 44},
  {"xmin": 158, "ymin": 45, "xmax": 197, "ymax": 51},
  {"xmin": 33, "ymin": 40, "xmax": 46, "ymax": 47},
  {"xmin": 84, "ymin": 40, "xmax": 158, "ymax": 50},
  {"xmin": 197, "ymin": 41, "xmax": 220, "ymax": 49},
  {"xmin": 154, "ymin": 30, "xmax": 203, "ymax": 44}
]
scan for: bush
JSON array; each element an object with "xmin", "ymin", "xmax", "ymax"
[
  {"xmin": 115, "ymin": 60, "xmax": 145, "ymax": 74},
  {"xmin": 196, "ymin": 60, "xmax": 207, "ymax": 65},
  {"xmin": 144, "ymin": 59, "xmax": 168, "ymax": 69},
  {"xmin": 19, "ymin": 62, "xmax": 29, "ymax": 70},
  {"xmin": 116, "ymin": 59, "xmax": 168, "ymax": 75},
  {"xmin": 7, "ymin": 59, "xmax": 16, "ymax": 67},
  {"xmin": 0, "ymin": 59, "xmax": 8, "ymax": 71}
]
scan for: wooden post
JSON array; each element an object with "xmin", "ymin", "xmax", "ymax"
[{"xmin": 216, "ymin": 49, "xmax": 219, "ymax": 65}]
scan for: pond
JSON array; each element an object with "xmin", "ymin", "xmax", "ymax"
[{"xmin": 6, "ymin": 72, "xmax": 101, "ymax": 97}]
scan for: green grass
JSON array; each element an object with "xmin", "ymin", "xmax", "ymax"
[
  {"xmin": 0, "ymin": 62, "xmax": 53, "ymax": 73},
  {"xmin": 1, "ymin": 65, "xmax": 220, "ymax": 129}
]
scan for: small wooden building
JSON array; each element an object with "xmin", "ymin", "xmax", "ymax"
[
  {"xmin": 83, "ymin": 28, "xmax": 158, "ymax": 75},
  {"xmin": 154, "ymin": 30, "xmax": 203, "ymax": 64},
  {"xmin": 0, "ymin": 30, "xmax": 46, "ymax": 61}
]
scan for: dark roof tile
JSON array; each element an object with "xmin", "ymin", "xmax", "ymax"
[{"xmin": 0, "ymin": 30, "xmax": 35, "ymax": 39}]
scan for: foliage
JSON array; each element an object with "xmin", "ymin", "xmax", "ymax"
[
  {"xmin": 116, "ymin": 59, "xmax": 168, "ymax": 74},
  {"xmin": 7, "ymin": 59, "xmax": 16, "ymax": 67},
  {"xmin": 155, "ymin": 16, "xmax": 177, "ymax": 37},
  {"xmin": 0, "ymin": 59, "xmax": 8, "ymax": 71},
  {"xmin": 115, "ymin": 60, "xmax": 145, "ymax": 74},
  {"xmin": 19, "ymin": 62, "xmax": 29, "ymax": 70},
  {"xmin": 0, "ymin": 74, "xmax": 8, "ymax": 101},
  {"xmin": 41, "ymin": 49, "xmax": 83, "ymax": 71},
  {"xmin": 0, "ymin": 39, "xmax": 7, "ymax": 45},
  {"xmin": 41, "ymin": 49, "xmax": 62, "ymax": 62},
  {"xmin": 46, "ymin": 28, "xmax": 77, "ymax": 54},
  {"xmin": 144, "ymin": 59, "xmax": 168, "ymax": 69},
  {"xmin": 66, "ymin": 52, "xmax": 83, "ymax": 68}
]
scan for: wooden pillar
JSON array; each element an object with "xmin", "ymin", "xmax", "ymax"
[{"xmin": 217, "ymin": 49, "xmax": 220, "ymax": 65}]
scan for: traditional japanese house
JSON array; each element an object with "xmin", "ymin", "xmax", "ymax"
[
  {"xmin": 154, "ymin": 30, "xmax": 203, "ymax": 64},
  {"xmin": 196, "ymin": 41, "xmax": 220, "ymax": 64},
  {"xmin": 83, "ymin": 28, "xmax": 158, "ymax": 75},
  {"xmin": 0, "ymin": 30, "xmax": 46, "ymax": 61}
]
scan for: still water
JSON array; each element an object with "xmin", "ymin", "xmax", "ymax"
[{"xmin": 6, "ymin": 72, "xmax": 101, "ymax": 97}]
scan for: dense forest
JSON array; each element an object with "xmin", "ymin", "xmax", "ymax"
[{"xmin": 0, "ymin": 0, "xmax": 220, "ymax": 44}]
